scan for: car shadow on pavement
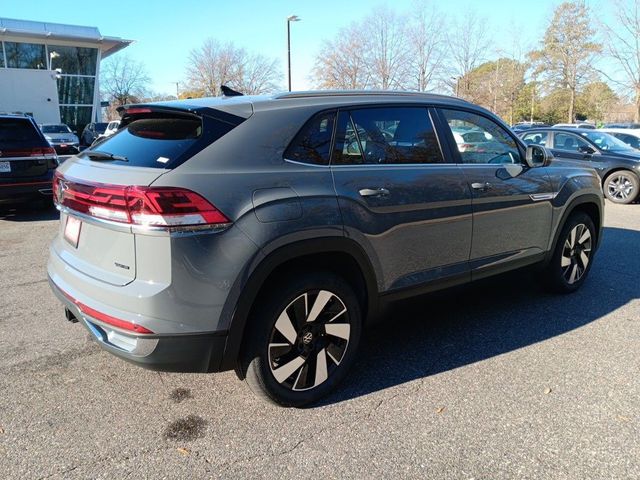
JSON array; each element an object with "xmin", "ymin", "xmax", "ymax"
[
  {"xmin": 321, "ymin": 226, "xmax": 639, "ymax": 406},
  {"xmin": 0, "ymin": 204, "xmax": 59, "ymax": 222}
]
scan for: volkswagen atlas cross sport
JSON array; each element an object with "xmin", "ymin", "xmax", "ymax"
[{"xmin": 48, "ymin": 91, "xmax": 604, "ymax": 407}]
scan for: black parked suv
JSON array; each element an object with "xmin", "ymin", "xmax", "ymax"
[
  {"xmin": 48, "ymin": 92, "xmax": 603, "ymax": 407},
  {"xmin": 0, "ymin": 114, "xmax": 58, "ymax": 206},
  {"xmin": 520, "ymin": 127, "xmax": 640, "ymax": 204}
]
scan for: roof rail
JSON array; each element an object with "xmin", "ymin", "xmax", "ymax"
[{"xmin": 275, "ymin": 90, "xmax": 467, "ymax": 101}]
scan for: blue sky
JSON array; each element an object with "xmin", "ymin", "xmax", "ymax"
[{"xmin": 0, "ymin": 0, "xmax": 609, "ymax": 95}]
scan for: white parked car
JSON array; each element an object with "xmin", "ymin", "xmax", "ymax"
[
  {"xmin": 553, "ymin": 122, "xmax": 596, "ymax": 129},
  {"xmin": 91, "ymin": 120, "xmax": 120, "ymax": 145},
  {"xmin": 599, "ymin": 128, "xmax": 640, "ymax": 150}
]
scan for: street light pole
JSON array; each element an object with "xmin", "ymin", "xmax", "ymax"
[{"xmin": 287, "ymin": 15, "xmax": 300, "ymax": 92}]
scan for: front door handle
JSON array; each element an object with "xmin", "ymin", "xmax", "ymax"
[
  {"xmin": 359, "ymin": 187, "xmax": 390, "ymax": 197},
  {"xmin": 471, "ymin": 182, "xmax": 492, "ymax": 192}
]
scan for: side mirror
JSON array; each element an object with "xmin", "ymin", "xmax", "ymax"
[
  {"xmin": 525, "ymin": 144, "xmax": 552, "ymax": 168},
  {"xmin": 578, "ymin": 145, "xmax": 596, "ymax": 155}
]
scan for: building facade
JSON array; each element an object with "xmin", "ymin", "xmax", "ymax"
[{"xmin": 0, "ymin": 18, "xmax": 131, "ymax": 134}]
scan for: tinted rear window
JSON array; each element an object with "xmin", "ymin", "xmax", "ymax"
[
  {"xmin": 83, "ymin": 112, "xmax": 237, "ymax": 168},
  {"xmin": 0, "ymin": 118, "xmax": 44, "ymax": 148},
  {"xmin": 95, "ymin": 123, "xmax": 109, "ymax": 133}
]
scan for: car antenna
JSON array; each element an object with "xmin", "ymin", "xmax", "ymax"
[{"xmin": 221, "ymin": 85, "xmax": 243, "ymax": 97}]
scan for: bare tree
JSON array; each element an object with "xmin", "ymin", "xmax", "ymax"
[
  {"xmin": 364, "ymin": 7, "xmax": 410, "ymax": 89},
  {"xmin": 312, "ymin": 24, "xmax": 370, "ymax": 89},
  {"xmin": 407, "ymin": 2, "xmax": 446, "ymax": 91},
  {"xmin": 531, "ymin": 1, "xmax": 602, "ymax": 122},
  {"xmin": 101, "ymin": 54, "xmax": 151, "ymax": 106},
  {"xmin": 185, "ymin": 39, "xmax": 280, "ymax": 96},
  {"xmin": 447, "ymin": 10, "xmax": 491, "ymax": 96},
  {"xmin": 601, "ymin": 0, "xmax": 640, "ymax": 121}
]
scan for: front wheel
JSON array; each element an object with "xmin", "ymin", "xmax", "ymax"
[
  {"xmin": 543, "ymin": 212, "xmax": 596, "ymax": 293},
  {"xmin": 604, "ymin": 170, "xmax": 639, "ymax": 204},
  {"xmin": 241, "ymin": 272, "xmax": 362, "ymax": 407}
]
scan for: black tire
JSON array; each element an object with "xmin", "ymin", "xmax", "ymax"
[
  {"xmin": 603, "ymin": 170, "xmax": 639, "ymax": 204},
  {"xmin": 544, "ymin": 211, "xmax": 596, "ymax": 293},
  {"xmin": 241, "ymin": 271, "xmax": 362, "ymax": 407}
]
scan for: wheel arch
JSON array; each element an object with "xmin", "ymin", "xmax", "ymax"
[
  {"xmin": 545, "ymin": 194, "xmax": 603, "ymax": 266},
  {"xmin": 218, "ymin": 237, "xmax": 380, "ymax": 373}
]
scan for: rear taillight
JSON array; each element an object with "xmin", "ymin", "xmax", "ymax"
[
  {"xmin": 53, "ymin": 171, "xmax": 230, "ymax": 230},
  {"xmin": 0, "ymin": 146, "xmax": 56, "ymax": 158}
]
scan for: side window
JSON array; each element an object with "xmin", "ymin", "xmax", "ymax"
[
  {"xmin": 441, "ymin": 109, "xmax": 521, "ymax": 164},
  {"xmin": 618, "ymin": 133, "xmax": 640, "ymax": 149},
  {"xmin": 554, "ymin": 132, "xmax": 590, "ymax": 152},
  {"xmin": 522, "ymin": 131, "xmax": 548, "ymax": 146},
  {"xmin": 284, "ymin": 111, "xmax": 335, "ymax": 165},
  {"xmin": 332, "ymin": 107, "xmax": 445, "ymax": 165}
]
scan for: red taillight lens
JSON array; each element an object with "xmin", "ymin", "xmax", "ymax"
[
  {"xmin": 60, "ymin": 288, "xmax": 153, "ymax": 334},
  {"xmin": 125, "ymin": 107, "xmax": 152, "ymax": 115},
  {"xmin": 53, "ymin": 172, "xmax": 230, "ymax": 229},
  {"xmin": 0, "ymin": 146, "xmax": 56, "ymax": 158}
]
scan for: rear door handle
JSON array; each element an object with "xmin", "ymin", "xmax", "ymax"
[
  {"xmin": 359, "ymin": 187, "xmax": 390, "ymax": 197},
  {"xmin": 471, "ymin": 182, "xmax": 492, "ymax": 192}
]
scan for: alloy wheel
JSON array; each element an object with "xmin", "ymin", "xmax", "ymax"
[
  {"xmin": 268, "ymin": 290, "xmax": 351, "ymax": 391},
  {"xmin": 607, "ymin": 174, "xmax": 635, "ymax": 201},
  {"xmin": 561, "ymin": 223, "xmax": 592, "ymax": 284}
]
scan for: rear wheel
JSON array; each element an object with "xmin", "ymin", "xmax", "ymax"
[
  {"xmin": 603, "ymin": 170, "xmax": 639, "ymax": 204},
  {"xmin": 241, "ymin": 272, "xmax": 362, "ymax": 407},
  {"xmin": 544, "ymin": 212, "xmax": 596, "ymax": 293}
]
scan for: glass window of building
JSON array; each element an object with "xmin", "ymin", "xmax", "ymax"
[
  {"xmin": 60, "ymin": 106, "xmax": 93, "ymax": 134},
  {"xmin": 0, "ymin": 43, "xmax": 4, "ymax": 68},
  {"xmin": 57, "ymin": 76, "xmax": 95, "ymax": 106},
  {"xmin": 48, "ymin": 45, "xmax": 98, "ymax": 75},
  {"xmin": 5, "ymin": 42, "xmax": 47, "ymax": 69}
]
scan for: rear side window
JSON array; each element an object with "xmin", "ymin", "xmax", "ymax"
[
  {"xmin": 522, "ymin": 131, "xmax": 548, "ymax": 146},
  {"xmin": 0, "ymin": 118, "xmax": 44, "ymax": 148},
  {"xmin": 284, "ymin": 111, "xmax": 335, "ymax": 165},
  {"xmin": 84, "ymin": 112, "xmax": 238, "ymax": 168},
  {"xmin": 332, "ymin": 107, "xmax": 445, "ymax": 165}
]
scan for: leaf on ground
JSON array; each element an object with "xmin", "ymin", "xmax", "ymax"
[
  {"xmin": 0, "ymin": 427, "xmax": 4, "ymax": 434},
  {"xmin": 617, "ymin": 415, "xmax": 630, "ymax": 422},
  {"xmin": 176, "ymin": 447, "xmax": 190, "ymax": 456},
  {"xmin": 436, "ymin": 406, "xmax": 446, "ymax": 414},
  {"xmin": 544, "ymin": 388, "xmax": 552, "ymax": 395}
]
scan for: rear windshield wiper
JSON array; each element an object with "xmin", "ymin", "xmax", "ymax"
[{"xmin": 85, "ymin": 150, "xmax": 129, "ymax": 162}]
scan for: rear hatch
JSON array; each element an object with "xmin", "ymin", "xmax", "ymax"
[
  {"xmin": 0, "ymin": 116, "xmax": 56, "ymax": 179},
  {"xmin": 54, "ymin": 105, "xmax": 246, "ymax": 286}
]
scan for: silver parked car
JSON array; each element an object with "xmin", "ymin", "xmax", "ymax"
[
  {"xmin": 40, "ymin": 123, "xmax": 79, "ymax": 154},
  {"xmin": 48, "ymin": 91, "xmax": 604, "ymax": 406}
]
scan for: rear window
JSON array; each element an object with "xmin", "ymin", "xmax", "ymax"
[
  {"xmin": 0, "ymin": 118, "xmax": 44, "ymax": 148},
  {"xmin": 95, "ymin": 123, "xmax": 109, "ymax": 134},
  {"xmin": 284, "ymin": 111, "xmax": 335, "ymax": 165},
  {"xmin": 42, "ymin": 124, "xmax": 72, "ymax": 134},
  {"xmin": 83, "ymin": 111, "xmax": 238, "ymax": 168}
]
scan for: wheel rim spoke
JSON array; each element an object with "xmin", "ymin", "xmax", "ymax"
[
  {"xmin": 306, "ymin": 290, "xmax": 334, "ymax": 323},
  {"xmin": 314, "ymin": 349, "xmax": 328, "ymax": 387},
  {"xmin": 274, "ymin": 310, "xmax": 298, "ymax": 345},
  {"xmin": 579, "ymin": 251, "xmax": 589, "ymax": 269},
  {"xmin": 325, "ymin": 323, "xmax": 351, "ymax": 340},
  {"xmin": 578, "ymin": 228, "xmax": 591, "ymax": 245},
  {"xmin": 272, "ymin": 356, "xmax": 306, "ymax": 383},
  {"xmin": 569, "ymin": 264, "xmax": 579, "ymax": 283},
  {"xmin": 561, "ymin": 255, "xmax": 572, "ymax": 267}
]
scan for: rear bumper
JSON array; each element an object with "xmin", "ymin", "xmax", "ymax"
[
  {"xmin": 0, "ymin": 171, "xmax": 54, "ymax": 203},
  {"xmin": 48, "ymin": 275, "xmax": 228, "ymax": 373}
]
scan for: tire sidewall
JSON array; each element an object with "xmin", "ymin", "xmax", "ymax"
[{"xmin": 243, "ymin": 272, "xmax": 362, "ymax": 407}]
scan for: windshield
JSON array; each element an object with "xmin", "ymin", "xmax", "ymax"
[
  {"xmin": 95, "ymin": 123, "xmax": 109, "ymax": 134},
  {"xmin": 580, "ymin": 131, "xmax": 636, "ymax": 153},
  {"xmin": 42, "ymin": 124, "xmax": 72, "ymax": 134}
]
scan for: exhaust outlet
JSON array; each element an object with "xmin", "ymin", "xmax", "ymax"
[{"xmin": 65, "ymin": 307, "xmax": 79, "ymax": 323}]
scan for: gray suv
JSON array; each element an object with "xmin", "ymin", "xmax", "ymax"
[{"xmin": 48, "ymin": 92, "xmax": 604, "ymax": 407}]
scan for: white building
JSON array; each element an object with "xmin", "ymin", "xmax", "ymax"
[{"xmin": 0, "ymin": 17, "xmax": 131, "ymax": 133}]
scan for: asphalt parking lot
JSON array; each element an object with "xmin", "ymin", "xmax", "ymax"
[{"xmin": 0, "ymin": 202, "xmax": 638, "ymax": 479}]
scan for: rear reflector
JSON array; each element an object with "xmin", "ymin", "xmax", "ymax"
[
  {"xmin": 60, "ymin": 288, "xmax": 154, "ymax": 334},
  {"xmin": 53, "ymin": 171, "xmax": 230, "ymax": 229}
]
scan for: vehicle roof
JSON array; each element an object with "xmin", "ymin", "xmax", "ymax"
[
  {"xmin": 132, "ymin": 90, "xmax": 475, "ymax": 119},
  {"xmin": 0, "ymin": 113, "xmax": 34, "ymax": 120},
  {"xmin": 599, "ymin": 128, "xmax": 640, "ymax": 135}
]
